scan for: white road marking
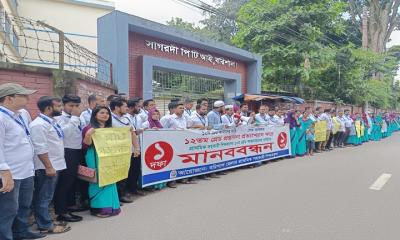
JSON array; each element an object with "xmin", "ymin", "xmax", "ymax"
[{"xmin": 369, "ymin": 173, "xmax": 392, "ymax": 190}]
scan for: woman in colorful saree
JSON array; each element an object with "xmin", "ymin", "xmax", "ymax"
[
  {"xmin": 371, "ymin": 114, "xmax": 383, "ymax": 141},
  {"xmin": 82, "ymin": 106, "xmax": 121, "ymax": 218},
  {"xmin": 362, "ymin": 113, "xmax": 370, "ymax": 143},
  {"xmin": 285, "ymin": 110, "xmax": 300, "ymax": 157},
  {"xmin": 296, "ymin": 111, "xmax": 314, "ymax": 156},
  {"xmin": 347, "ymin": 114, "xmax": 358, "ymax": 146}
]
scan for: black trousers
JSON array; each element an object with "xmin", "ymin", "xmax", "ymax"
[
  {"xmin": 118, "ymin": 154, "xmax": 142, "ymax": 197},
  {"xmin": 54, "ymin": 148, "xmax": 82, "ymax": 215},
  {"xmin": 326, "ymin": 131, "xmax": 334, "ymax": 149},
  {"xmin": 334, "ymin": 131, "xmax": 345, "ymax": 146},
  {"xmin": 344, "ymin": 127, "xmax": 351, "ymax": 144},
  {"xmin": 126, "ymin": 154, "xmax": 142, "ymax": 193}
]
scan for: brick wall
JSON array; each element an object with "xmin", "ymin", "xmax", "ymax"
[
  {"xmin": 0, "ymin": 63, "xmax": 117, "ymax": 117},
  {"xmin": 76, "ymin": 79, "xmax": 116, "ymax": 109},
  {"xmin": 128, "ymin": 32, "xmax": 248, "ymax": 98},
  {"xmin": 0, "ymin": 69, "xmax": 53, "ymax": 115}
]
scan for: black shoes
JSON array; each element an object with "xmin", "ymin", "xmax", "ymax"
[
  {"xmin": 14, "ymin": 231, "xmax": 46, "ymax": 240},
  {"xmin": 56, "ymin": 213, "xmax": 83, "ymax": 222},
  {"xmin": 120, "ymin": 195, "xmax": 134, "ymax": 203}
]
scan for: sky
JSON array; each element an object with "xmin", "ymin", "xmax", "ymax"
[
  {"xmin": 114, "ymin": 0, "xmax": 400, "ymax": 48},
  {"xmin": 114, "ymin": 0, "xmax": 400, "ymax": 79},
  {"xmin": 114, "ymin": 0, "xmax": 212, "ymax": 26}
]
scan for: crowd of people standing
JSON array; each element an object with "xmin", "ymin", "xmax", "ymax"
[{"xmin": 0, "ymin": 82, "xmax": 399, "ymax": 240}]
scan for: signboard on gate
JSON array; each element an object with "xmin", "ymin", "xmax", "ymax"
[{"xmin": 140, "ymin": 125, "xmax": 291, "ymax": 187}]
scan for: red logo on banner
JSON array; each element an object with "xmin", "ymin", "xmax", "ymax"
[
  {"xmin": 277, "ymin": 132, "xmax": 287, "ymax": 149},
  {"xmin": 145, "ymin": 141, "xmax": 174, "ymax": 170}
]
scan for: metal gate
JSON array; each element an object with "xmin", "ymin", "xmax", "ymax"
[{"xmin": 152, "ymin": 69, "xmax": 224, "ymax": 115}]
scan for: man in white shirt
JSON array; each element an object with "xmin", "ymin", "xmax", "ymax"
[
  {"xmin": 276, "ymin": 108, "xmax": 286, "ymax": 126},
  {"xmin": 207, "ymin": 101, "xmax": 225, "ymax": 130},
  {"xmin": 0, "ymin": 83, "xmax": 46, "ymax": 240},
  {"xmin": 30, "ymin": 96, "xmax": 70, "ymax": 234},
  {"xmin": 160, "ymin": 102, "xmax": 178, "ymax": 129},
  {"xmin": 335, "ymin": 109, "xmax": 346, "ymax": 147},
  {"xmin": 183, "ymin": 97, "xmax": 194, "ymax": 121},
  {"xmin": 79, "ymin": 94, "xmax": 104, "ymax": 127},
  {"xmin": 266, "ymin": 107, "xmax": 281, "ymax": 126},
  {"xmin": 222, "ymin": 105, "xmax": 236, "ymax": 127},
  {"xmin": 343, "ymin": 109, "xmax": 353, "ymax": 145},
  {"xmin": 110, "ymin": 98, "xmax": 140, "ymax": 203},
  {"xmin": 188, "ymin": 104, "xmax": 209, "ymax": 129},
  {"xmin": 125, "ymin": 98, "xmax": 146, "ymax": 196},
  {"xmin": 138, "ymin": 99, "xmax": 156, "ymax": 123},
  {"xmin": 255, "ymin": 105, "xmax": 269, "ymax": 125},
  {"xmin": 54, "ymin": 94, "xmax": 83, "ymax": 223},
  {"xmin": 170, "ymin": 102, "xmax": 187, "ymax": 129}
]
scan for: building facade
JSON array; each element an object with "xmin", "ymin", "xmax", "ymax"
[
  {"xmin": 18, "ymin": 0, "xmax": 114, "ymax": 55},
  {"xmin": 98, "ymin": 11, "xmax": 262, "ymax": 111},
  {"xmin": 0, "ymin": 0, "xmax": 21, "ymax": 62}
]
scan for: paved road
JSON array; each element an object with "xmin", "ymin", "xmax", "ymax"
[{"xmin": 50, "ymin": 133, "xmax": 400, "ymax": 240}]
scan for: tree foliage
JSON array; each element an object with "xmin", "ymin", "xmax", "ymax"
[{"xmin": 167, "ymin": 0, "xmax": 400, "ymax": 109}]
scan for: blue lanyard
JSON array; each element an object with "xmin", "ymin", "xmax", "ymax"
[
  {"xmin": 227, "ymin": 115, "xmax": 233, "ymax": 123},
  {"xmin": 39, "ymin": 114, "xmax": 64, "ymax": 139},
  {"xmin": 186, "ymin": 109, "xmax": 191, "ymax": 116},
  {"xmin": 260, "ymin": 114, "xmax": 267, "ymax": 121},
  {"xmin": 133, "ymin": 115, "xmax": 138, "ymax": 129},
  {"xmin": 112, "ymin": 114, "xmax": 129, "ymax": 126},
  {"xmin": 214, "ymin": 111, "xmax": 222, "ymax": 123},
  {"xmin": 196, "ymin": 114, "xmax": 206, "ymax": 126},
  {"xmin": 0, "ymin": 108, "xmax": 30, "ymax": 136},
  {"xmin": 65, "ymin": 114, "xmax": 82, "ymax": 131}
]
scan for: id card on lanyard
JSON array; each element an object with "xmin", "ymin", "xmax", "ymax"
[
  {"xmin": 39, "ymin": 114, "xmax": 64, "ymax": 139},
  {"xmin": 0, "ymin": 107, "xmax": 30, "ymax": 136}
]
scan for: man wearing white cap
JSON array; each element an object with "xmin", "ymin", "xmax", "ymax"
[
  {"xmin": 207, "ymin": 100, "xmax": 225, "ymax": 130},
  {"xmin": 0, "ymin": 83, "xmax": 46, "ymax": 239},
  {"xmin": 222, "ymin": 105, "xmax": 236, "ymax": 127}
]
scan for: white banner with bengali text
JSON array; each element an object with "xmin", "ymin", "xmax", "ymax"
[{"xmin": 140, "ymin": 125, "xmax": 291, "ymax": 187}]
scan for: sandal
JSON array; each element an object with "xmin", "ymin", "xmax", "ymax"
[
  {"xmin": 54, "ymin": 220, "xmax": 68, "ymax": 226},
  {"xmin": 92, "ymin": 213, "xmax": 112, "ymax": 218},
  {"xmin": 40, "ymin": 225, "xmax": 71, "ymax": 234}
]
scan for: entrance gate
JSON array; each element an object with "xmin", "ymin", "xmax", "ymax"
[{"xmin": 152, "ymin": 69, "xmax": 224, "ymax": 115}]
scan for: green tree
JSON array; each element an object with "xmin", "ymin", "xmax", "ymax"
[{"xmin": 233, "ymin": 0, "xmax": 348, "ymax": 97}]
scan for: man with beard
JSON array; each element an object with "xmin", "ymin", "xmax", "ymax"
[
  {"xmin": 30, "ymin": 96, "xmax": 70, "ymax": 234},
  {"xmin": 207, "ymin": 100, "xmax": 225, "ymax": 130},
  {"xmin": 222, "ymin": 105, "xmax": 236, "ymax": 127},
  {"xmin": 53, "ymin": 94, "xmax": 83, "ymax": 223},
  {"xmin": 188, "ymin": 104, "xmax": 209, "ymax": 130}
]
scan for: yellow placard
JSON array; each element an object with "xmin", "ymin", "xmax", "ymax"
[
  {"xmin": 92, "ymin": 127, "xmax": 132, "ymax": 187},
  {"xmin": 332, "ymin": 117, "xmax": 340, "ymax": 135},
  {"xmin": 355, "ymin": 120, "xmax": 361, "ymax": 138},
  {"xmin": 315, "ymin": 121, "xmax": 327, "ymax": 142}
]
